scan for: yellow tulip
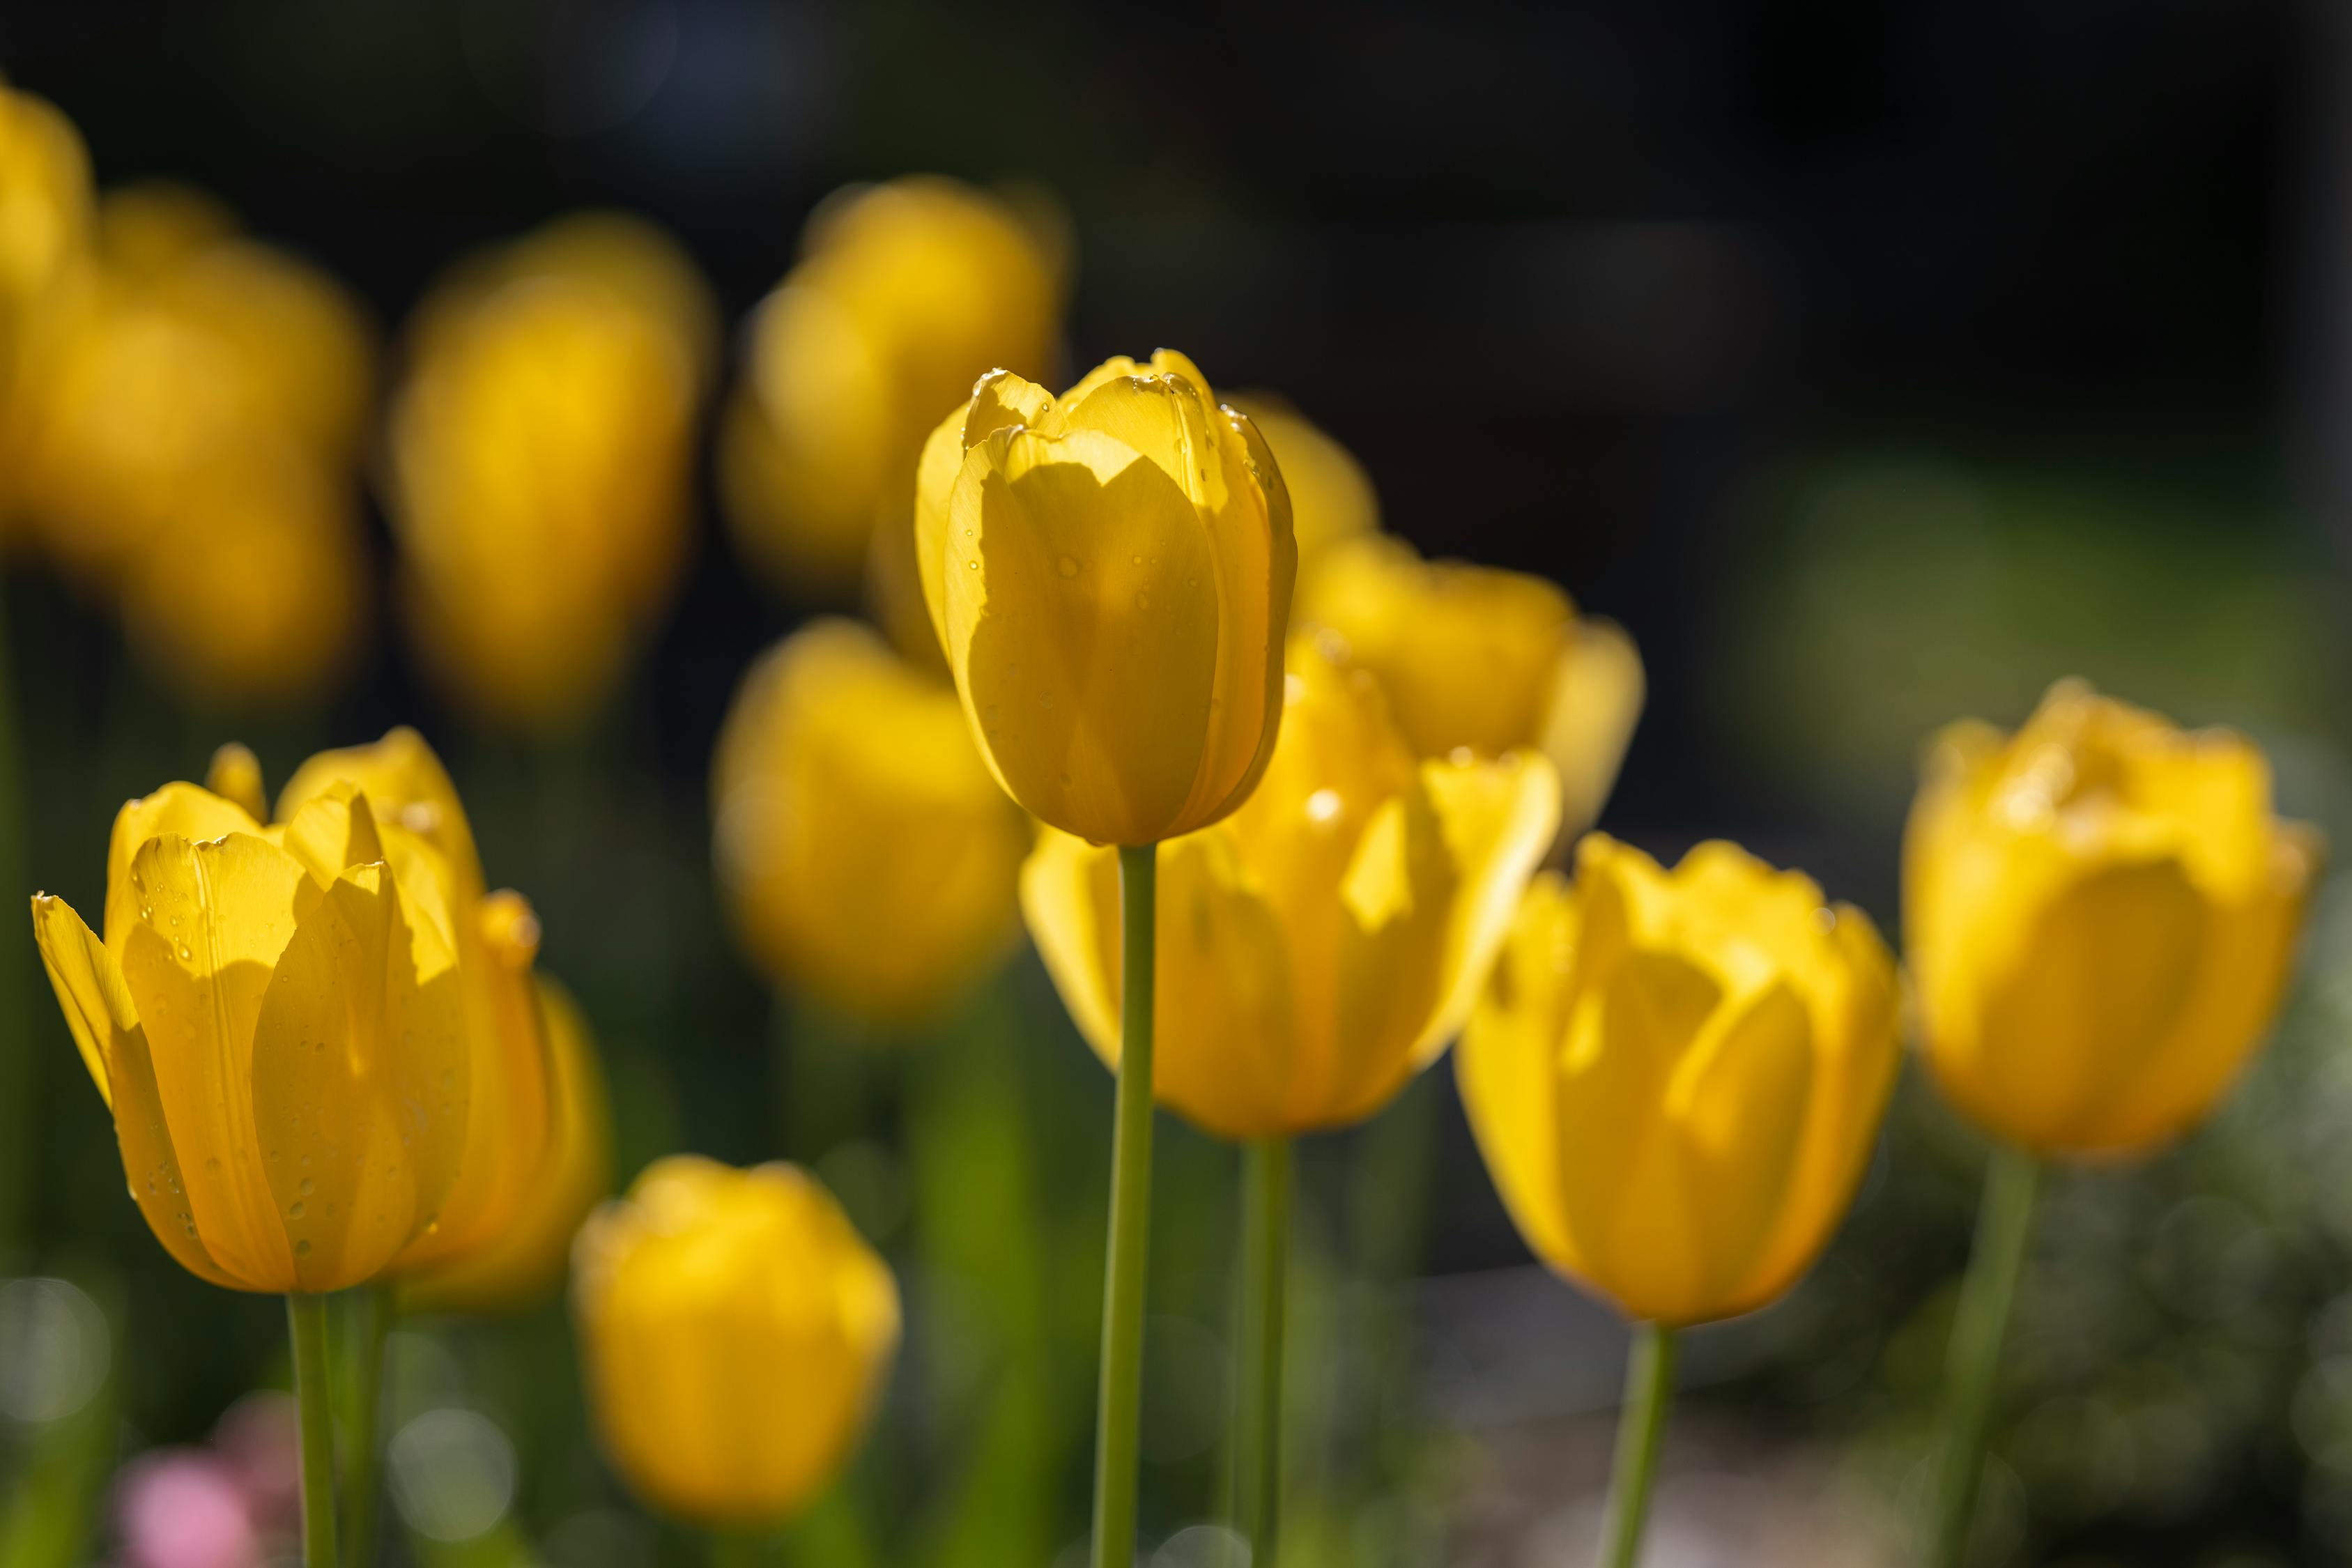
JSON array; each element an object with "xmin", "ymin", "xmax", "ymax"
[
  {"xmin": 272, "ymin": 729, "xmax": 564, "ymax": 1279},
  {"xmin": 572, "ymin": 1156, "xmax": 900, "ymax": 1528},
  {"xmin": 1023, "ymin": 633, "xmax": 1559, "ymax": 1139},
  {"xmin": 1906, "ymin": 681, "xmax": 2321, "ymax": 1158},
  {"xmin": 1458, "ymin": 835, "xmax": 1901, "ymax": 1326},
  {"xmin": 718, "ymin": 176, "xmax": 1064, "ymax": 602},
  {"xmin": 712, "ymin": 617, "xmax": 1027, "ymax": 1022},
  {"xmin": 0, "ymin": 79, "xmax": 91, "ymax": 541},
  {"xmin": 402, "ymin": 977, "xmax": 611, "ymax": 1313},
  {"xmin": 1223, "ymin": 394, "xmax": 1378, "ymax": 575},
  {"xmin": 914, "ymin": 351, "xmax": 1298, "ymax": 845},
  {"xmin": 31, "ymin": 770, "xmax": 470, "ymax": 1293},
  {"xmin": 386, "ymin": 217, "xmax": 709, "ymax": 730},
  {"xmin": 1295, "ymin": 535, "xmax": 1643, "ymax": 842}
]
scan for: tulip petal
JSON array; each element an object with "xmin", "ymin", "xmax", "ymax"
[
  {"xmin": 1539, "ymin": 615, "xmax": 1644, "ymax": 845},
  {"xmin": 277, "ymin": 784, "xmax": 385, "ymax": 891},
  {"xmin": 276, "ymin": 728, "xmax": 482, "ymax": 902},
  {"xmin": 31, "ymin": 894, "xmax": 243, "ymax": 1289},
  {"xmin": 1962, "ymin": 855, "xmax": 2207, "ymax": 1152},
  {"xmin": 914, "ymin": 373, "xmax": 1057, "ymax": 658},
  {"xmin": 117, "ymin": 833, "xmax": 312, "ymax": 1290},
  {"xmin": 947, "ymin": 425, "xmax": 1221, "ymax": 844},
  {"xmin": 1016, "ymin": 828, "xmax": 1123, "ymax": 1063},
  {"xmin": 1409, "ymin": 748, "xmax": 1563, "ymax": 1067},
  {"xmin": 104, "ymin": 783, "xmax": 263, "ymax": 950},
  {"xmin": 1456, "ymin": 874, "xmax": 1581, "ymax": 1270},
  {"xmin": 249, "ymin": 862, "xmax": 470, "ymax": 1292},
  {"xmin": 1152, "ymin": 832, "xmax": 1298, "ymax": 1139}
]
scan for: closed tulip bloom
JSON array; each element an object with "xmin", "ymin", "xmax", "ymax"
[
  {"xmin": 387, "ymin": 218, "xmax": 709, "ymax": 730},
  {"xmin": 914, "ymin": 352, "xmax": 1298, "ymax": 845},
  {"xmin": 713, "ymin": 617, "xmax": 1028, "ymax": 1022},
  {"xmin": 1024, "ymin": 633, "xmax": 1559, "ymax": 1138},
  {"xmin": 1223, "ymin": 394, "xmax": 1378, "ymax": 576},
  {"xmin": 1296, "ymin": 535, "xmax": 1643, "ymax": 842},
  {"xmin": 573, "ymin": 1157, "xmax": 900, "ymax": 1528},
  {"xmin": 403, "ymin": 978, "xmax": 610, "ymax": 1313},
  {"xmin": 1459, "ymin": 836, "xmax": 1901, "ymax": 1327},
  {"xmin": 273, "ymin": 729, "xmax": 564, "ymax": 1279},
  {"xmin": 719, "ymin": 176, "xmax": 1063, "ymax": 601},
  {"xmin": 31, "ymin": 769, "xmax": 470, "ymax": 1293},
  {"xmin": 1907, "ymin": 681, "xmax": 2321, "ymax": 1158}
]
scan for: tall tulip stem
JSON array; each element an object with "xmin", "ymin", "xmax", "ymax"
[
  {"xmin": 1926, "ymin": 1143, "xmax": 2041, "ymax": 1568},
  {"xmin": 1597, "ymin": 1323, "xmax": 1675, "ymax": 1568},
  {"xmin": 286, "ymin": 1293, "xmax": 339, "ymax": 1568},
  {"xmin": 340, "ymin": 1284, "xmax": 392, "ymax": 1568},
  {"xmin": 1233, "ymin": 1136, "xmax": 1291, "ymax": 1567},
  {"xmin": 1091, "ymin": 843, "xmax": 1158, "ymax": 1568}
]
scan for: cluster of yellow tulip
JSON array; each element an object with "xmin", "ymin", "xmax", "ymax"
[
  {"xmin": 1, "ymin": 80, "xmax": 372, "ymax": 705},
  {"xmin": 6, "ymin": 75, "xmax": 2328, "ymax": 1566}
]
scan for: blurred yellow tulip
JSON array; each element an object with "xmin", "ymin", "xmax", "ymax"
[
  {"xmin": 1295, "ymin": 535, "xmax": 1643, "ymax": 843},
  {"xmin": 8, "ymin": 183, "xmax": 374, "ymax": 704},
  {"xmin": 31, "ymin": 769, "xmax": 470, "ymax": 1293},
  {"xmin": 712, "ymin": 617, "xmax": 1027, "ymax": 1022},
  {"xmin": 572, "ymin": 1156, "xmax": 900, "ymax": 1528},
  {"xmin": 273, "ymin": 729, "xmax": 565, "ymax": 1279},
  {"xmin": 0, "ymin": 81, "xmax": 92, "ymax": 543},
  {"xmin": 403, "ymin": 977, "xmax": 611, "ymax": 1313},
  {"xmin": 718, "ymin": 176, "xmax": 1064, "ymax": 606},
  {"xmin": 1025, "ymin": 633, "xmax": 1559, "ymax": 1139},
  {"xmin": 1459, "ymin": 836, "xmax": 1901, "ymax": 1327},
  {"xmin": 1906, "ymin": 681, "xmax": 2321, "ymax": 1158},
  {"xmin": 914, "ymin": 352, "xmax": 1298, "ymax": 845},
  {"xmin": 387, "ymin": 216, "xmax": 710, "ymax": 730},
  {"xmin": 1224, "ymin": 394, "xmax": 1378, "ymax": 574}
]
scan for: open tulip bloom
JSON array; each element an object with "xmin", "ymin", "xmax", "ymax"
[
  {"xmin": 1905, "ymin": 681, "xmax": 2321, "ymax": 1567},
  {"xmin": 29, "ymin": 730, "xmax": 564, "ymax": 1567},
  {"xmin": 1459, "ymin": 834, "xmax": 1902, "ymax": 1568},
  {"xmin": 916, "ymin": 349, "xmax": 1294, "ymax": 1568}
]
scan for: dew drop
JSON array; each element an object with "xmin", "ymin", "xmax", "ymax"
[
  {"xmin": 1134, "ymin": 592, "xmax": 1151, "ymax": 610},
  {"xmin": 176, "ymin": 944, "xmax": 192, "ymax": 962},
  {"xmin": 294, "ymin": 1239, "xmax": 312, "ymax": 1257},
  {"xmin": 1057, "ymin": 555, "xmax": 1081, "ymax": 578},
  {"xmin": 299, "ymin": 1177, "xmax": 314, "ymax": 1196},
  {"xmin": 1132, "ymin": 554, "xmax": 1145, "ymax": 566},
  {"xmin": 203, "ymin": 1157, "xmax": 221, "ymax": 1176},
  {"xmin": 289, "ymin": 1201, "xmax": 307, "ymax": 1220},
  {"xmin": 967, "ymin": 559, "xmax": 980, "ymax": 571}
]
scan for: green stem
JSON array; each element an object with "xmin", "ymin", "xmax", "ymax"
[
  {"xmin": 286, "ymin": 1293, "xmax": 339, "ymax": 1568},
  {"xmin": 1091, "ymin": 843, "xmax": 1158, "ymax": 1568},
  {"xmin": 1232, "ymin": 1137, "xmax": 1291, "ymax": 1568},
  {"xmin": 1924, "ymin": 1144, "xmax": 2041, "ymax": 1568},
  {"xmin": 339, "ymin": 1284, "xmax": 391, "ymax": 1568},
  {"xmin": 1596, "ymin": 1323, "xmax": 1675, "ymax": 1568}
]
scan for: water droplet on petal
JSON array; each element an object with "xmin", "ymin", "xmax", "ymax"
[
  {"xmin": 289, "ymin": 1201, "xmax": 306, "ymax": 1220},
  {"xmin": 299, "ymin": 1178, "xmax": 314, "ymax": 1196},
  {"xmin": 1057, "ymin": 555, "xmax": 1081, "ymax": 578},
  {"xmin": 1134, "ymin": 592, "xmax": 1151, "ymax": 610},
  {"xmin": 294, "ymin": 1240, "xmax": 312, "ymax": 1257},
  {"xmin": 203, "ymin": 1157, "xmax": 221, "ymax": 1176}
]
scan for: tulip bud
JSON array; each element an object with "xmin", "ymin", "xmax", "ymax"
[
  {"xmin": 1025, "ymin": 633, "xmax": 1559, "ymax": 1138},
  {"xmin": 713, "ymin": 618, "xmax": 1028, "ymax": 1022},
  {"xmin": 914, "ymin": 351, "xmax": 1298, "ymax": 846},
  {"xmin": 1459, "ymin": 836, "xmax": 1901, "ymax": 1327},
  {"xmin": 718, "ymin": 177, "xmax": 1064, "ymax": 606},
  {"xmin": 572, "ymin": 1157, "xmax": 900, "ymax": 1528},
  {"xmin": 386, "ymin": 216, "xmax": 709, "ymax": 730},
  {"xmin": 1294, "ymin": 535, "xmax": 1643, "ymax": 843},
  {"xmin": 1906, "ymin": 681, "xmax": 2321, "ymax": 1158}
]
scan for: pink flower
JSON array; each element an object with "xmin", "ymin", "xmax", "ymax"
[{"xmin": 116, "ymin": 1451, "xmax": 256, "ymax": 1568}]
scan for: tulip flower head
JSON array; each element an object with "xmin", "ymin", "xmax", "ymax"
[
  {"xmin": 0, "ymin": 79, "xmax": 92, "ymax": 540},
  {"xmin": 1295, "ymin": 535, "xmax": 1643, "ymax": 844},
  {"xmin": 387, "ymin": 215, "xmax": 711, "ymax": 730},
  {"xmin": 1024, "ymin": 633, "xmax": 1560, "ymax": 1139},
  {"xmin": 1907, "ymin": 681, "xmax": 2321, "ymax": 1159},
  {"xmin": 29, "ymin": 729, "xmax": 562, "ymax": 1296},
  {"xmin": 914, "ymin": 351, "xmax": 1298, "ymax": 845},
  {"xmin": 1459, "ymin": 836, "xmax": 1902, "ymax": 1327},
  {"xmin": 713, "ymin": 617, "xmax": 1028, "ymax": 1022},
  {"xmin": 720, "ymin": 176, "xmax": 1065, "ymax": 608},
  {"xmin": 572, "ymin": 1157, "xmax": 901, "ymax": 1528}
]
